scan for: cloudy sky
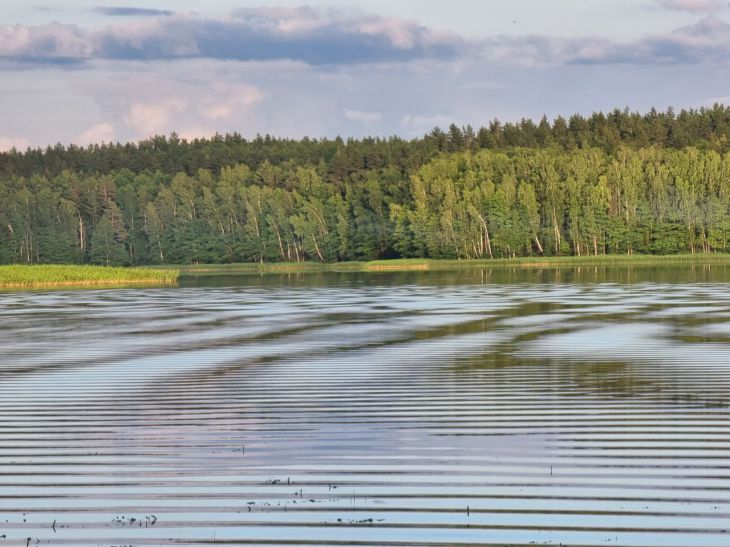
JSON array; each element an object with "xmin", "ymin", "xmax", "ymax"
[{"xmin": 2, "ymin": 0, "xmax": 730, "ymax": 150}]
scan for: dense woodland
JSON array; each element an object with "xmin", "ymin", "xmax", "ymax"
[{"xmin": 3, "ymin": 106, "xmax": 730, "ymax": 265}]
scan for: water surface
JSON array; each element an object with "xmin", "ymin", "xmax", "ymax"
[{"xmin": 2, "ymin": 266, "xmax": 730, "ymax": 546}]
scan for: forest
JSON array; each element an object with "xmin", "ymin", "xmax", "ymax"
[{"xmin": 3, "ymin": 105, "xmax": 730, "ymax": 265}]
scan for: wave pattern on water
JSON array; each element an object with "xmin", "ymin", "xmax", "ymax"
[{"xmin": 1, "ymin": 278, "xmax": 730, "ymax": 546}]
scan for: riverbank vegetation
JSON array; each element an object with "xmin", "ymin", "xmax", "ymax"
[
  {"xmin": 4, "ymin": 106, "xmax": 730, "ymax": 265},
  {"xmin": 0, "ymin": 265, "xmax": 179, "ymax": 288},
  {"xmin": 177, "ymin": 254, "xmax": 730, "ymax": 276}
]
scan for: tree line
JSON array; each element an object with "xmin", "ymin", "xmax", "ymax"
[
  {"xmin": 4, "ymin": 106, "xmax": 730, "ymax": 265},
  {"xmin": 3, "ymin": 105, "xmax": 730, "ymax": 180},
  {"xmin": 3, "ymin": 144, "xmax": 730, "ymax": 265}
]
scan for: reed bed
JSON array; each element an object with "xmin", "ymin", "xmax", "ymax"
[{"xmin": 0, "ymin": 265, "xmax": 179, "ymax": 289}]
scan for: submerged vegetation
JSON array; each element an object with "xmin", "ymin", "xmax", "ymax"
[
  {"xmin": 5, "ymin": 106, "xmax": 730, "ymax": 265},
  {"xmin": 0, "ymin": 265, "xmax": 179, "ymax": 288}
]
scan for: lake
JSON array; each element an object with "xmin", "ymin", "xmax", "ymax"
[{"xmin": 2, "ymin": 265, "xmax": 730, "ymax": 546}]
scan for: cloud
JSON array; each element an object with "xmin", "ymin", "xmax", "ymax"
[
  {"xmin": 5, "ymin": 10, "xmax": 730, "ymax": 148},
  {"xmin": 344, "ymin": 109, "xmax": 383, "ymax": 124},
  {"xmin": 3, "ymin": 52, "xmax": 730, "ymax": 149},
  {"xmin": 401, "ymin": 113, "xmax": 457, "ymax": 135},
  {"xmin": 655, "ymin": 0, "xmax": 725, "ymax": 13},
  {"xmin": 197, "ymin": 83, "xmax": 263, "ymax": 122},
  {"xmin": 570, "ymin": 16, "xmax": 730, "ymax": 64},
  {"xmin": 81, "ymin": 70, "xmax": 266, "ymax": 140},
  {"xmin": 77, "ymin": 122, "xmax": 115, "ymax": 145},
  {"xmin": 6, "ymin": 9, "xmax": 730, "ymax": 69},
  {"xmin": 93, "ymin": 6, "xmax": 175, "ymax": 17},
  {"xmin": 0, "ymin": 22, "xmax": 92, "ymax": 64},
  {"xmin": 479, "ymin": 35, "xmax": 588, "ymax": 66},
  {"xmin": 477, "ymin": 16, "xmax": 730, "ymax": 66},
  {"xmin": 0, "ymin": 8, "xmax": 461, "ymax": 66},
  {"xmin": 124, "ymin": 100, "xmax": 185, "ymax": 136},
  {"xmin": 0, "ymin": 135, "xmax": 30, "ymax": 152},
  {"xmin": 460, "ymin": 81, "xmax": 507, "ymax": 91}
]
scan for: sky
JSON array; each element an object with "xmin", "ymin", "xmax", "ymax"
[{"xmin": 2, "ymin": 0, "xmax": 730, "ymax": 149}]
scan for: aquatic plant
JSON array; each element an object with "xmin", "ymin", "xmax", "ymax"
[{"xmin": 0, "ymin": 265, "xmax": 179, "ymax": 289}]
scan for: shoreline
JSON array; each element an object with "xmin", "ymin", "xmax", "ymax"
[
  {"xmin": 3, "ymin": 255, "xmax": 730, "ymax": 290},
  {"xmin": 175, "ymin": 254, "xmax": 730, "ymax": 276}
]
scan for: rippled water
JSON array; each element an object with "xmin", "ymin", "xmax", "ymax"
[{"xmin": 2, "ymin": 266, "xmax": 730, "ymax": 546}]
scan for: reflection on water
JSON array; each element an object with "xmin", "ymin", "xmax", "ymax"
[{"xmin": 1, "ymin": 266, "xmax": 730, "ymax": 546}]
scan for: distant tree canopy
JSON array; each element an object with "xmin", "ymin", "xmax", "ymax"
[{"xmin": 3, "ymin": 106, "xmax": 730, "ymax": 265}]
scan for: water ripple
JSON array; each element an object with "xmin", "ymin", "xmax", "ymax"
[{"xmin": 1, "ymin": 274, "xmax": 729, "ymax": 546}]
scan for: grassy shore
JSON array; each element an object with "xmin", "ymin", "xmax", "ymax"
[
  {"xmin": 4, "ymin": 256, "xmax": 726, "ymax": 288},
  {"xmin": 0, "ymin": 265, "xmax": 179, "ymax": 289},
  {"xmin": 174, "ymin": 254, "xmax": 730, "ymax": 276}
]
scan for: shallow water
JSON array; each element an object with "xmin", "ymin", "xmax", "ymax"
[{"xmin": 1, "ymin": 266, "xmax": 730, "ymax": 546}]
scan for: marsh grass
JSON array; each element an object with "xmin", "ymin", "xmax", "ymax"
[{"xmin": 0, "ymin": 265, "xmax": 179, "ymax": 289}]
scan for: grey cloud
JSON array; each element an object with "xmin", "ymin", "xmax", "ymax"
[
  {"xmin": 0, "ymin": 22, "xmax": 93, "ymax": 65},
  {"xmin": 474, "ymin": 16, "xmax": 730, "ymax": 66},
  {"xmin": 0, "ymin": 8, "xmax": 462, "ymax": 66},
  {"xmin": 481, "ymin": 34, "xmax": 609, "ymax": 65},
  {"xmin": 4, "ymin": 10, "xmax": 730, "ymax": 70},
  {"xmin": 93, "ymin": 6, "xmax": 175, "ymax": 17},
  {"xmin": 471, "ymin": 20, "xmax": 725, "ymax": 67},
  {"xmin": 570, "ymin": 16, "xmax": 730, "ymax": 64},
  {"xmin": 655, "ymin": 0, "xmax": 725, "ymax": 13}
]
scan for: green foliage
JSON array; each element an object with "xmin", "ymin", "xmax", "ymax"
[
  {"xmin": 5, "ymin": 106, "xmax": 730, "ymax": 180},
  {"xmin": 90, "ymin": 201, "xmax": 129, "ymax": 266},
  {"xmin": 5, "ymin": 106, "xmax": 730, "ymax": 264}
]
